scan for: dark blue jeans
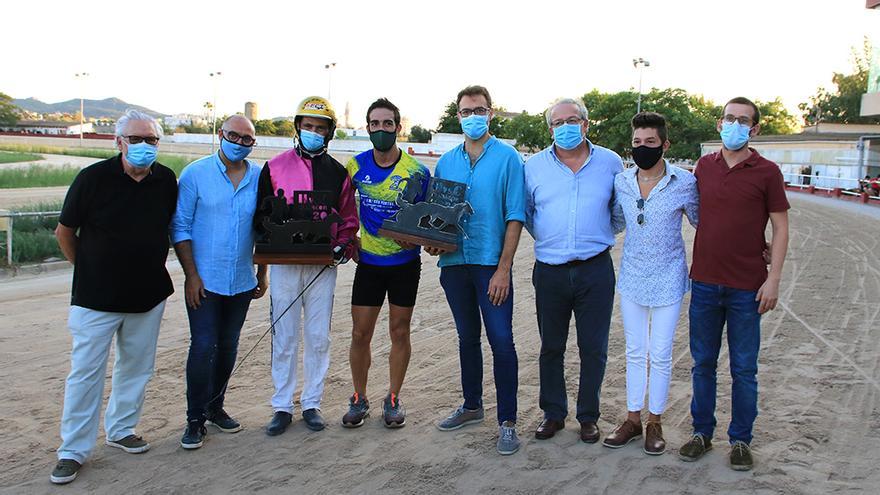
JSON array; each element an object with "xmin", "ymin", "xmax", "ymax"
[
  {"xmin": 533, "ymin": 252, "xmax": 615, "ymax": 424},
  {"xmin": 689, "ymin": 281, "xmax": 761, "ymax": 444},
  {"xmin": 439, "ymin": 265, "xmax": 518, "ymax": 425},
  {"xmin": 185, "ymin": 288, "xmax": 254, "ymax": 423}
]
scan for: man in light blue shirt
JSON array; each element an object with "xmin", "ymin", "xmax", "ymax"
[
  {"xmin": 431, "ymin": 85, "xmax": 526, "ymax": 456},
  {"xmin": 170, "ymin": 115, "xmax": 267, "ymax": 450},
  {"xmin": 524, "ymin": 97, "xmax": 623, "ymax": 444}
]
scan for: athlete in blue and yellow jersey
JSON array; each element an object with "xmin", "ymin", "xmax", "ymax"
[{"xmin": 342, "ymin": 98, "xmax": 430, "ymax": 429}]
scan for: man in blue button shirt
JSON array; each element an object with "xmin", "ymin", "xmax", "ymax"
[
  {"xmin": 524, "ymin": 97, "xmax": 623, "ymax": 444},
  {"xmin": 430, "ymin": 85, "xmax": 526, "ymax": 456},
  {"xmin": 170, "ymin": 115, "xmax": 268, "ymax": 450}
]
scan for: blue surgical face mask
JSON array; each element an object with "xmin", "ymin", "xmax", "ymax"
[
  {"xmin": 720, "ymin": 121, "xmax": 752, "ymax": 151},
  {"xmin": 125, "ymin": 142, "xmax": 158, "ymax": 168},
  {"xmin": 460, "ymin": 114, "xmax": 489, "ymax": 140},
  {"xmin": 553, "ymin": 123, "xmax": 584, "ymax": 150},
  {"xmin": 299, "ymin": 129, "xmax": 326, "ymax": 152},
  {"xmin": 220, "ymin": 137, "xmax": 252, "ymax": 162}
]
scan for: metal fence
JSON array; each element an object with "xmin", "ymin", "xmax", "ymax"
[{"xmin": 0, "ymin": 210, "xmax": 61, "ymax": 266}]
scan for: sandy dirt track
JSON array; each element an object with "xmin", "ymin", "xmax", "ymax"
[{"xmin": 0, "ymin": 193, "xmax": 878, "ymax": 494}]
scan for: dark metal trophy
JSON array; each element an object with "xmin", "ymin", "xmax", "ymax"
[
  {"xmin": 254, "ymin": 189, "xmax": 340, "ymax": 265},
  {"xmin": 378, "ymin": 174, "xmax": 473, "ymax": 252}
]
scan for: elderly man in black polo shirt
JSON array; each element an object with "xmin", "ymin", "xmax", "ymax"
[{"xmin": 49, "ymin": 109, "xmax": 178, "ymax": 485}]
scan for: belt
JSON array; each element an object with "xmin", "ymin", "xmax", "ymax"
[{"xmin": 539, "ymin": 247, "xmax": 610, "ymax": 267}]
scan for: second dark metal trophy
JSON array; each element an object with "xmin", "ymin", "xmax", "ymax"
[
  {"xmin": 378, "ymin": 174, "xmax": 473, "ymax": 252},
  {"xmin": 254, "ymin": 189, "xmax": 340, "ymax": 265}
]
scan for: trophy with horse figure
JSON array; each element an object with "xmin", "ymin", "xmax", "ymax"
[
  {"xmin": 254, "ymin": 189, "xmax": 341, "ymax": 265},
  {"xmin": 378, "ymin": 174, "xmax": 473, "ymax": 253}
]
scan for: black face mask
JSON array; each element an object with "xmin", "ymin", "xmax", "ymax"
[
  {"xmin": 369, "ymin": 130, "xmax": 397, "ymax": 152},
  {"xmin": 631, "ymin": 145, "xmax": 664, "ymax": 170}
]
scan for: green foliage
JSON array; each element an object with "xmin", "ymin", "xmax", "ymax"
[
  {"xmin": 581, "ymin": 88, "xmax": 722, "ymax": 160},
  {"xmin": 0, "ymin": 151, "xmax": 43, "ymax": 164},
  {"xmin": 505, "ymin": 112, "xmax": 551, "ymax": 151},
  {"xmin": 0, "ymin": 92, "xmax": 20, "ymax": 126},
  {"xmin": 335, "ymin": 129, "xmax": 348, "ymax": 140},
  {"xmin": 253, "ymin": 119, "xmax": 296, "ymax": 137},
  {"xmin": 0, "ymin": 201, "xmax": 64, "ymax": 265},
  {"xmin": 409, "ymin": 125, "xmax": 432, "ymax": 143},
  {"xmin": 800, "ymin": 38, "xmax": 880, "ymax": 124},
  {"xmin": 756, "ymin": 98, "xmax": 799, "ymax": 135},
  {"xmin": 436, "ymin": 102, "xmax": 460, "ymax": 134}
]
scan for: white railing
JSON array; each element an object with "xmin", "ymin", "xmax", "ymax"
[
  {"xmin": 782, "ymin": 173, "xmax": 880, "ymax": 200},
  {"xmin": 0, "ymin": 210, "xmax": 61, "ymax": 266}
]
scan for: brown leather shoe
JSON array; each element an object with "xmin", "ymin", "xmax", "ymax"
[
  {"xmin": 602, "ymin": 419, "xmax": 642, "ymax": 448},
  {"xmin": 643, "ymin": 421, "xmax": 666, "ymax": 455},
  {"xmin": 535, "ymin": 419, "xmax": 565, "ymax": 440},
  {"xmin": 579, "ymin": 421, "xmax": 600, "ymax": 443}
]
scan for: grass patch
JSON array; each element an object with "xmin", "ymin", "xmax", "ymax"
[
  {"xmin": 0, "ymin": 201, "xmax": 63, "ymax": 265},
  {"xmin": 0, "ymin": 143, "xmax": 116, "ymax": 160},
  {"xmin": 0, "ymin": 144, "xmax": 194, "ymax": 187},
  {"xmin": 0, "ymin": 165, "xmax": 81, "ymax": 188},
  {"xmin": 0, "ymin": 151, "xmax": 43, "ymax": 164}
]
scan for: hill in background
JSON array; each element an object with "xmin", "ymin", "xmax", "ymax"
[{"xmin": 12, "ymin": 97, "xmax": 167, "ymax": 119}]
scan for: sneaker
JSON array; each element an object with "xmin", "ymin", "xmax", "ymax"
[
  {"xmin": 497, "ymin": 421, "xmax": 521, "ymax": 455},
  {"xmin": 383, "ymin": 393, "xmax": 406, "ymax": 428},
  {"xmin": 49, "ymin": 459, "xmax": 81, "ymax": 485},
  {"xmin": 437, "ymin": 405, "xmax": 484, "ymax": 431},
  {"xmin": 206, "ymin": 409, "xmax": 242, "ymax": 433},
  {"xmin": 678, "ymin": 433, "xmax": 712, "ymax": 462},
  {"xmin": 729, "ymin": 440, "xmax": 754, "ymax": 471},
  {"xmin": 180, "ymin": 421, "xmax": 207, "ymax": 450},
  {"xmin": 105, "ymin": 434, "xmax": 150, "ymax": 454},
  {"xmin": 342, "ymin": 393, "xmax": 370, "ymax": 428},
  {"xmin": 302, "ymin": 408, "xmax": 326, "ymax": 431}
]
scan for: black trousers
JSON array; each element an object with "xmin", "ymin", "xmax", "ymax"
[{"xmin": 533, "ymin": 251, "xmax": 615, "ymax": 423}]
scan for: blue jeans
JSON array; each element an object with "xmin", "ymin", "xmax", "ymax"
[
  {"xmin": 440, "ymin": 265, "xmax": 518, "ymax": 425},
  {"xmin": 533, "ymin": 252, "xmax": 615, "ymax": 423},
  {"xmin": 185, "ymin": 289, "xmax": 254, "ymax": 423},
  {"xmin": 689, "ymin": 281, "xmax": 761, "ymax": 444}
]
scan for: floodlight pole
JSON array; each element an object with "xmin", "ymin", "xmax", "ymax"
[
  {"xmin": 75, "ymin": 72, "xmax": 89, "ymax": 146},
  {"xmin": 632, "ymin": 58, "xmax": 650, "ymax": 113},
  {"xmin": 210, "ymin": 72, "xmax": 222, "ymax": 154}
]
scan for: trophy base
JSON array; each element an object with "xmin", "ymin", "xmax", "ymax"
[
  {"xmin": 253, "ymin": 251, "xmax": 334, "ymax": 265},
  {"xmin": 378, "ymin": 228, "xmax": 458, "ymax": 252}
]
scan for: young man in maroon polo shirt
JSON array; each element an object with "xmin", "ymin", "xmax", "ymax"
[{"xmin": 678, "ymin": 97, "xmax": 790, "ymax": 471}]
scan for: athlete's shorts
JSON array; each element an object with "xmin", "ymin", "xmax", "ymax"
[{"xmin": 351, "ymin": 258, "xmax": 421, "ymax": 307}]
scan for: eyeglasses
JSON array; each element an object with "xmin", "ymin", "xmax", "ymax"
[
  {"xmin": 123, "ymin": 135, "xmax": 160, "ymax": 146},
  {"xmin": 458, "ymin": 107, "xmax": 490, "ymax": 118},
  {"xmin": 721, "ymin": 115, "xmax": 753, "ymax": 127},
  {"xmin": 223, "ymin": 130, "xmax": 256, "ymax": 147},
  {"xmin": 636, "ymin": 198, "xmax": 645, "ymax": 226},
  {"xmin": 550, "ymin": 117, "xmax": 584, "ymax": 128}
]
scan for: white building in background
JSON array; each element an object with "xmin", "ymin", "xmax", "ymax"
[
  {"xmin": 0, "ymin": 120, "xmax": 93, "ymax": 135},
  {"xmin": 164, "ymin": 113, "xmax": 208, "ymax": 129}
]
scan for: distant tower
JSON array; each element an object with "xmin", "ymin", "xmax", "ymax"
[
  {"xmin": 344, "ymin": 101, "xmax": 351, "ymax": 128},
  {"xmin": 245, "ymin": 102, "xmax": 258, "ymax": 121}
]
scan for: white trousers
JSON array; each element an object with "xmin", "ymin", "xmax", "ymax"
[
  {"xmin": 270, "ymin": 264, "xmax": 337, "ymax": 413},
  {"xmin": 620, "ymin": 296, "xmax": 682, "ymax": 415},
  {"xmin": 58, "ymin": 301, "xmax": 166, "ymax": 463}
]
